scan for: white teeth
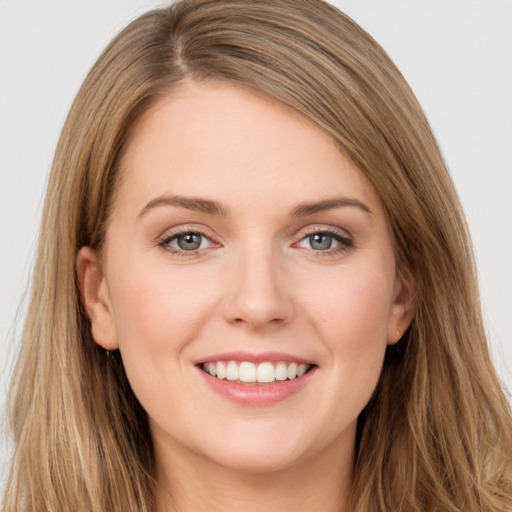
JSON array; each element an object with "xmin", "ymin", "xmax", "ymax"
[
  {"xmin": 275, "ymin": 362, "xmax": 288, "ymax": 381},
  {"xmin": 257, "ymin": 362, "xmax": 275, "ymax": 383},
  {"xmin": 287, "ymin": 362, "xmax": 298, "ymax": 379},
  {"xmin": 297, "ymin": 363, "xmax": 308, "ymax": 377},
  {"xmin": 239, "ymin": 362, "xmax": 256, "ymax": 382},
  {"xmin": 216, "ymin": 361, "xmax": 227, "ymax": 380},
  {"xmin": 226, "ymin": 361, "xmax": 239, "ymax": 381},
  {"xmin": 202, "ymin": 360, "xmax": 312, "ymax": 383}
]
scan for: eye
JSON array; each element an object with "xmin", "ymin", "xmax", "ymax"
[
  {"xmin": 296, "ymin": 228, "xmax": 353, "ymax": 255},
  {"xmin": 302, "ymin": 233, "xmax": 337, "ymax": 251},
  {"xmin": 159, "ymin": 230, "xmax": 214, "ymax": 255}
]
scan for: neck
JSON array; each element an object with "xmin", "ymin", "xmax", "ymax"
[{"xmin": 153, "ymin": 435, "xmax": 354, "ymax": 512}]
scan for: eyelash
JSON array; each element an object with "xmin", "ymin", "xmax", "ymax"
[
  {"xmin": 158, "ymin": 229, "xmax": 215, "ymax": 258},
  {"xmin": 158, "ymin": 227, "xmax": 354, "ymax": 259},
  {"xmin": 296, "ymin": 227, "xmax": 354, "ymax": 257}
]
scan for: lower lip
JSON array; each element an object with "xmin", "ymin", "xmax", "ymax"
[{"xmin": 197, "ymin": 366, "xmax": 316, "ymax": 406}]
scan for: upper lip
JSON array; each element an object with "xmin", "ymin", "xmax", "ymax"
[{"xmin": 195, "ymin": 351, "xmax": 316, "ymax": 365}]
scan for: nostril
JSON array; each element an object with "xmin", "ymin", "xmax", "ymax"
[{"xmin": 230, "ymin": 315, "xmax": 286, "ymax": 328}]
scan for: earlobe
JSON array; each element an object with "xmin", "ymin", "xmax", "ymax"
[
  {"xmin": 387, "ymin": 268, "xmax": 417, "ymax": 345},
  {"xmin": 76, "ymin": 247, "xmax": 119, "ymax": 350}
]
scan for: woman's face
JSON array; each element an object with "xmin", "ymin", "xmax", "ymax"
[{"xmin": 80, "ymin": 81, "xmax": 414, "ymax": 474}]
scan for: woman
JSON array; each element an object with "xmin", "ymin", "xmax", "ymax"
[{"xmin": 3, "ymin": 0, "xmax": 512, "ymax": 510}]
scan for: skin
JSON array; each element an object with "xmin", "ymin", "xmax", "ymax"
[{"xmin": 78, "ymin": 81, "xmax": 416, "ymax": 511}]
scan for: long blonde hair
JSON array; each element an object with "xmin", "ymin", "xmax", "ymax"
[{"xmin": 4, "ymin": 0, "xmax": 512, "ymax": 510}]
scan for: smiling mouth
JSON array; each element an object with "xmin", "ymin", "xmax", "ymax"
[{"xmin": 199, "ymin": 360, "xmax": 313, "ymax": 384}]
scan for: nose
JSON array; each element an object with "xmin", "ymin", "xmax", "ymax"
[{"xmin": 221, "ymin": 245, "xmax": 294, "ymax": 330}]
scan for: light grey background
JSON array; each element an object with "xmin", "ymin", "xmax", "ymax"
[{"xmin": 1, "ymin": 0, "xmax": 511, "ymax": 477}]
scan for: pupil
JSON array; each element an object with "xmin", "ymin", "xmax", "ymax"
[
  {"xmin": 310, "ymin": 233, "xmax": 332, "ymax": 250},
  {"xmin": 178, "ymin": 233, "xmax": 201, "ymax": 250}
]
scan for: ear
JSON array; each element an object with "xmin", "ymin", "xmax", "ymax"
[
  {"xmin": 76, "ymin": 247, "xmax": 119, "ymax": 350},
  {"xmin": 387, "ymin": 267, "xmax": 417, "ymax": 345}
]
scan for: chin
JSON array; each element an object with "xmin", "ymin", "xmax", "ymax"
[
  {"xmin": 205, "ymin": 442, "xmax": 308, "ymax": 474},
  {"xmin": 194, "ymin": 418, "xmax": 339, "ymax": 475}
]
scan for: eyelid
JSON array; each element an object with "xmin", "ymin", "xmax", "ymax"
[
  {"xmin": 157, "ymin": 224, "xmax": 222, "ymax": 256},
  {"xmin": 156, "ymin": 224, "xmax": 220, "ymax": 243},
  {"xmin": 295, "ymin": 224, "xmax": 352, "ymax": 240},
  {"xmin": 292, "ymin": 224, "xmax": 354, "ymax": 256}
]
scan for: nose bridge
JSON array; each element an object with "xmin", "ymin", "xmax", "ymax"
[{"xmin": 222, "ymin": 235, "xmax": 292, "ymax": 329}]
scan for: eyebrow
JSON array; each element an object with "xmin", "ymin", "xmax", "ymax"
[
  {"xmin": 138, "ymin": 195, "xmax": 229, "ymax": 218},
  {"xmin": 138, "ymin": 194, "xmax": 372, "ymax": 218},
  {"xmin": 289, "ymin": 197, "xmax": 372, "ymax": 217}
]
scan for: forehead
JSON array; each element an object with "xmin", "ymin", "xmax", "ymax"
[{"xmin": 115, "ymin": 80, "xmax": 382, "ymax": 217}]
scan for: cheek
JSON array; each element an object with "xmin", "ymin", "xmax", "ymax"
[
  {"xmin": 307, "ymin": 263, "xmax": 393, "ymax": 343},
  {"xmin": 108, "ymin": 260, "xmax": 215, "ymax": 346},
  {"xmin": 104, "ymin": 259, "xmax": 223, "ymax": 420},
  {"xmin": 304, "ymin": 266, "xmax": 393, "ymax": 399},
  {"xmin": 105, "ymin": 259, "xmax": 221, "ymax": 407}
]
